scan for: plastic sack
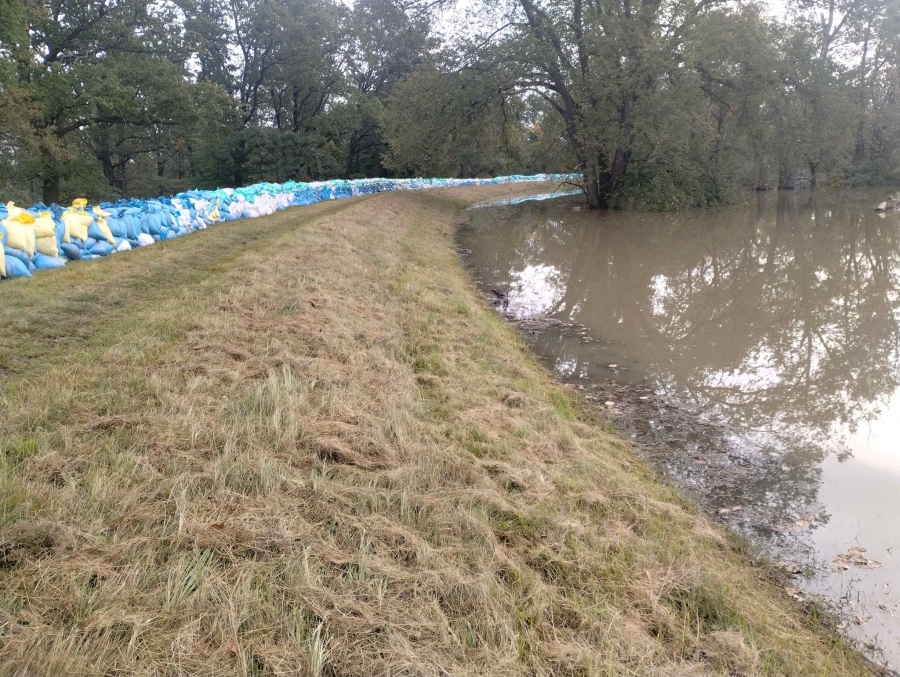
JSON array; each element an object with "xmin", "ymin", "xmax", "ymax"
[
  {"xmin": 1, "ymin": 214, "xmax": 37, "ymax": 256},
  {"xmin": 33, "ymin": 253, "xmax": 66, "ymax": 270},
  {"xmin": 1, "ymin": 174, "xmax": 577, "ymax": 282},
  {"xmin": 4, "ymin": 255, "xmax": 30, "ymax": 277},
  {"xmin": 59, "ymin": 242, "xmax": 82, "ymax": 260}
]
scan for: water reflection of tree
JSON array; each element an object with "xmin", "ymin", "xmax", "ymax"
[
  {"xmin": 470, "ymin": 192, "xmax": 900, "ymax": 443},
  {"xmin": 462, "ymin": 193, "xmax": 900, "ymax": 527}
]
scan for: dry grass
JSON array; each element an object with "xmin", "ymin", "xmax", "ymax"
[{"xmin": 0, "ymin": 184, "xmax": 869, "ymax": 676}]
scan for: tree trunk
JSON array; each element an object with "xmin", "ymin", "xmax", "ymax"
[
  {"xmin": 232, "ymin": 137, "xmax": 247, "ymax": 188},
  {"xmin": 344, "ymin": 136, "xmax": 358, "ymax": 179},
  {"xmin": 40, "ymin": 146, "xmax": 61, "ymax": 205},
  {"xmin": 778, "ymin": 162, "xmax": 796, "ymax": 190},
  {"xmin": 809, "ymin": 161, "xmax": 818, "ymax": 189},
  {"xmin": 42, "ymin": 173, "xmax": 60, "ymax": 206},
  {"xmin": 756, "ymin": 156, "xmax": 769, "ymax": 191},
  {"xmin": 584, "ymin": 170, "xmax": 602, "ymax": 209},
  {"xmin": 100, "ymin": 150, "xmax": 116, "ymax": 188}
]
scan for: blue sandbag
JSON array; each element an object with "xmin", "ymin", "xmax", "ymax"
[
  {"xmin": 33, "ymin": 254, "xmax": 66, "ymax": 270},
  {"xmin": 145, "ymin": 213, "xmax": 161, "ymax": 235},
  {"xmin": 88, "ymin": 222, "xmax": 109, "ymax": 241},
  {"xmin": 106, "ymin": 216, "xmax": 127, "ymax": 238},
  {"xmin": 4, "ymin": 246, "xmax": 31, "ymax": 268},
  {"xmin": 59, "ymin": 243, "xmax": 82, "ymax": 260},
  {"xmin": 1, "ymin": 173, "xmax": 577, "ymax": 282},
  {"xmin": 88, "ymin": 241, "xmax": 114, "ymax": 256},
  {"xmin": 4, "ymin": 256, "xmax": 30, "ymax": 277}
]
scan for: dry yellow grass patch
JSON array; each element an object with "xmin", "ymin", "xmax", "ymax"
[{"xmin": 0, "ymin": 185, "xmax": 869, "ymax": 676}]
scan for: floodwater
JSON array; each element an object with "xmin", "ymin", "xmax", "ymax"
[{"xmin": 459, "ymin": 189, "xmax": 900, "ymax": 669}]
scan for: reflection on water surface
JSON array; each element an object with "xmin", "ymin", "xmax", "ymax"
[{"xmin": 459, "ymin": 189, "xmax": 900, "ymax": 668}]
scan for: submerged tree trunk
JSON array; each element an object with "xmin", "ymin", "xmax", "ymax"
[
  {"xmin": 756, "ymin": 156, "xmax": 769, "ymax": 191},
  {"xmin": 809, "ymin": 161, "xmax": 818, "ymax": 189},
  {"xmin": 584, "ymin": 169, "xmax": 603, "ymax": 210},
  {"xmin": 583, "ymin": 143, "xmax": 630, "ymax": 211},
  {"xmin": 778, "ymin": 162, "xmax": 797, "ymax": 190}
]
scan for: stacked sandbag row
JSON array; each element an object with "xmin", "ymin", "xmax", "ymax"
[{"xmin": 0, "ymin": 174, "xmax": 575, "ymax": 280}]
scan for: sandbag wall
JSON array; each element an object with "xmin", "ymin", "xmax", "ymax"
[{"xmin": 0, "ymin": 174, "xmax": 576, "ymax": 280}]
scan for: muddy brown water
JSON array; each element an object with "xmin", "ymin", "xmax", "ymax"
[{"xmin": 459, "ymin": 189, "xmax": 900, "ymax": 669}]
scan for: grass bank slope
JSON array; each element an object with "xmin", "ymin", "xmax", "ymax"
[{"xmin": 0, "ymin": 185, "xmax": 867, "ymax": 677}]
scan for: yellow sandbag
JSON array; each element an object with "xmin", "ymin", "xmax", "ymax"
[
  {"xmin": 36, "ymin": 235, "xmax": 58, "ymax": 257},
  {"xmin": 71, "ymin": 198, "xmax": 88, "ymax": 210},
  {"xmin": 32, "ymin": 209, "xmax": 60, "ymax": 255},
  {"xmin": 61, "ymin": 211, "xmax": 89, "ymax": 241},
  {"xmin": 5, "ymin": 202, "xmax": 23, "ymax": 220},
  {"xmin": 92, "ymin": 206, "xmax": 115, "ymax": 244},
  {"xmin": 32, "ymin": 212, "xmax": 56, "ymax": 238},
  {"xmin": 1, "ymin": 217, "xmax": 36, "ymax": 256},
  {"xmin": 208, "ymin": 199, "xmax": 221, "ymax": 222}
]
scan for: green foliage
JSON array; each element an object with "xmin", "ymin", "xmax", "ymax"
[
  {"xmin": 0, "ymin": 0, "xmax": 897, "ymax": 207},
  {"xmin": 382, "ymin": 66, "xmax": 531, "ymax": 177}
]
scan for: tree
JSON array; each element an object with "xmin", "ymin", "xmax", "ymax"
[
  {"xmin": 382, "ymin": 64, "xmax": 528, "ymax": 177},
  {"xmin": 0, "ymin": 0, "xmax": 200, "ymax": 203}
]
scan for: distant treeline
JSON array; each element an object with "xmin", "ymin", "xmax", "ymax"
[{"xmin": 0, "ymin": 0, "xmax": 897, "ymax": 209}]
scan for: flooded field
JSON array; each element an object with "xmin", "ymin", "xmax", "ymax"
[{"xmin": 459, "ymin": 189, "xmax": 900, "ymax": 669}]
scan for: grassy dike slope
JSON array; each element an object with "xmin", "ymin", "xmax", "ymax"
[{"xmin": 0, "ymin": 185, "xmax": 867, "ymax": 677}]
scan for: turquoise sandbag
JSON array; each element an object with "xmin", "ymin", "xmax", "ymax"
[
  {"xmin": 83, "ymin": 237, "xmax": 97, "ymax": 250},
  {"xmin": 4, "ymin": 256, "xmax": 30, "ymax": 277},
  {"xmin": 33, "ymin": 253, "xmax": 66, "ymax": 270},
  {"xmin": 145, "ymin": 213, "xmax": 161, "ymax": 235},
  {"xmin": 123, "ymin": 214, "xmax": 140, "ymax": 238},
  {"xmin": 59, "ymin": 243, "xmax": 81, "ymax": 260}
]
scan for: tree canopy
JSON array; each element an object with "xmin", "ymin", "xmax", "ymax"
[{"xmin": 0, "ymin": 0, "xmax": 897, "ymax": 208}]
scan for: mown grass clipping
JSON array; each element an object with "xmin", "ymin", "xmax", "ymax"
[{"xmin": 0, "ymin": 184, "xmax": 869, "ymax": 676}]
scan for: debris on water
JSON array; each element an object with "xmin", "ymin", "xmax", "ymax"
[
  {"xmin": 718, "ymin": 505, "xmax": 742, "ymax": 515},
  {"xmin": 776, "ymin": 561, "xmax": 803, "ymax": 575},
  {"xmin": 834, "ymin": 548, "xmax": 882, "ymax": 570},
  {"xmin": 873, "ymin": 194, "xmax": 900, "ymax": 212}
]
